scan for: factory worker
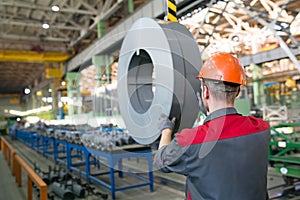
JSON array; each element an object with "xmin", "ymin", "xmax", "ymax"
[{"xmin": 154, "ymin": 52, "xmax": 270, "ymax": 200}]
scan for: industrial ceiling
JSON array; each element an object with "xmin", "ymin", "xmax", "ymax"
[
  {"xmin": 0, "ymin": 0, "xmax": 148, "ymax": 94},
  {"xmin": 0, "ymin": 0, "xmax": 299, "ymax": 95}
]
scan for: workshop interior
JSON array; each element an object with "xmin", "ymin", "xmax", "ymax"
[{"xmin": 0, "ymin": 0, "xmax": 300, "ymax": 199}]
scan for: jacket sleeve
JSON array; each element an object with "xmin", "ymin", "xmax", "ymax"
[{"xmin": 153, "ymin": 135, "xmax": 190, "ymax": 176}]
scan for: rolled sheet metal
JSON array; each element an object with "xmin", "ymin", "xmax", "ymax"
[{"xmin": 118, "ymin": 17, "xmax": 202, "ymax": 144}]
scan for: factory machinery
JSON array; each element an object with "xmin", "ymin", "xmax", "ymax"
[
  {"xmin": 33, "ymin": 163, "xmax": 108, "ymax": 200},
  {"xmin": 14, "ymin": 124, "xmax": 154, "ymax": 200},
  {"xmin": 268, "ymin": 122, "xmax": 300, "ymax": 198}
]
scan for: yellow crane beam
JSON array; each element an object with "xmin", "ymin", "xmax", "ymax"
[{"xmin": 0, "ymin": 49, "xmax": 72, "ymax": 63}]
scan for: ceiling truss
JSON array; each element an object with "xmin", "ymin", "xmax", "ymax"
[
  {"xmin": 0, "ymin": 0, "xmax": 149, "ymax": 94},
  {"xmin": 0, "ymin": 0, "xmax": 298, "ymax": 96}
]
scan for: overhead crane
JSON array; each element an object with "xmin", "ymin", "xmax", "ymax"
[{"xmin": 0, "ymin": 49, "xmax": 72, "ymax": 63}]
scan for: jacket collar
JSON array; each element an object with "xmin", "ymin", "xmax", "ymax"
[{"xmin": 204, "ymin": 107, "xmax": 240, "ymax": 124}]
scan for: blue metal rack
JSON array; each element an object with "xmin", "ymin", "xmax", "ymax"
[
  {"xmin": 42, "ymin": 136, "xmax": 55, "ymax": 158},
  {"xmin": 53, "ymin": 139, "xmax": 68, "ymax": 165},
  {"xmin": 87, "ymin": 147, "xmax": 154, "ymax": 200},
  {"xmin": 15, "ymin": 130, "xmax": 154, "ymax": 200}
]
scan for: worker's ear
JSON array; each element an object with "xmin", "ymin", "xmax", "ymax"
[{"xmin": 202, "ymin": 84, "xmax": 209, "ymax": 99}]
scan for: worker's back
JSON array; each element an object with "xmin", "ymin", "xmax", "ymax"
[{"xmin": 155, "ymin": 108, "xmax": 270, "ymax": 200}]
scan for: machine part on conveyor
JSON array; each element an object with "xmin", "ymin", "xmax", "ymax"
[
  {"xmin": 46, "ymin": 129, "xmax": 55, "ymax": 138},
  {"xmin": 34, "ymin": 163, "xmax": 50, "ymax": 185},
  {"xmin": 59, "ymin": 168, "xmax": 72, "ymax": 181},
  {"xmin": 81, "ymin": 128, "xmax": 134, "ymax": 151},
  {"xmin": 49, "ymin": 166, "xmax": 60, "ymax": 183},
  {"xmin": 54, "ymin": 130, "xmax": 67, "ymax": 141},
  {"xmin": 52, "ymin": 182, "xmax": 75, "ymax": 200},
  {"xmin": 65, "ymin": 131, "xmax": 81, "ymax": 144},
  {"xmin": 66, "ymin": 180, "xmax": 86, "ymax": 198},
  {"xmin": 118, "ymin": 17, "xmax": 202, "ymax": 144}
]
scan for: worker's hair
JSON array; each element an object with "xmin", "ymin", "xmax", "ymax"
[{"xmin": 202, "ymin": 79, "xmax": 240, "ymax": 104}]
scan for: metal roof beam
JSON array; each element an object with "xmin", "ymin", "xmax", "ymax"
[
  {"xmin": 80, "ymin": 1, "xmax": 98, "ymax": 13},
  {"xmin": 0, "ymin": 1, "xmax": 98, "ymax": 15},
  {"xmin": 239, "ymin": 47, "xmax": 300, "ymax": 66},
  {"xmin": 0, "ymin": 20, "xmax": 82, "ymax": 31},
  {"xmin": 232, "ymin": 0, "xmax": 300, "ymax": 72},
  {"xmin": 67, "ymin": 0, "xmax": 187, "ymax": 71},
  {"xmin": 0, "ymin": 34, "xmax": 70, "ymax": 43},
  {"xmin": 70, "ymin": 0, "xmax": 124, "ymax": 47}
]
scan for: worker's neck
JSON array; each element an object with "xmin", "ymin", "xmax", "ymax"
[{"xmin": 207, "ymin": 102, "xmax": 234, "ymax": 115}]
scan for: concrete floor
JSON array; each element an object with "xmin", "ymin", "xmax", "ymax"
[
  {"xmin": 0, "ymin": 137, "xmax": 186, "ymax": 200},
  {"xmin": 0, "ymin": 153, "xmax": 26, "ymax": 200},
  {"xmin": 0, "ymin": 137, "xmax": 298, "ymax": 200}
]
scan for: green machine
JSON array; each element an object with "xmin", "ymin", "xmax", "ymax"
[{"xmin": 269, "ymin": 122, "xmax": 300, "ymax": 183}]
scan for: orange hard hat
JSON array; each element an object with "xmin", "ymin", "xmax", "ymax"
[{"xmin": 196, "ymin": 52, "xmax": 246, "ymax": 85}]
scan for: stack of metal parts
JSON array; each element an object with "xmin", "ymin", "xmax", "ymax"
[
  {"xmin": 81, "ymin": 126, "xmax": 134, "ymax": 151},
  {"xmin": 20, "ymin": 123, "xmax": 135, "ymax": 150},
  {"xmin": 65, "ymin": 131, "xmax": 82, "ymax": 145},
  {"xmin": 33, "ymin": 163, "xmax": 108, "ymax": 200},
  {"xmin": 53, "ymin": 129, "xmax": 82, "ymax": 145},
  {"xmin": 44, "ymin": 128, "xmax": 55, "ymax": 138},
  {"xmin": 54, "ymin": 129, "xmax": 67, "ymax": 141},
  {"xmin": 32, "ymin": 123, "xmax": 135, "ymax": 150}
]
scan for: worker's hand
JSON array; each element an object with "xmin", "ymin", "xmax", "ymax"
[
  {"xmin": 158, "ymin": 115, "xmax": 176, "ymax": 149},
  {"xmin": 160, "ymin": 114, "xmax": 176, "ymax": 132}
]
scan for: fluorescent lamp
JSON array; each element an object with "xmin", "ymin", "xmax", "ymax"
[
  {"xmin": 42, "ymin": 23, "xmax": 50, "ymax": 29},
  {"xmin": 24, "ymin": 88, "xmax": 31, "ymax": 95},
  {"xmin": 51, "ymin": 5, "xmax": 60, "ymax": 12}
]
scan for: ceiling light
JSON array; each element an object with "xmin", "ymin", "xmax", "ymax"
[
  {"xmin": 232, "ymin": 35, "xmax": 239, "ymax": 42},
  {"xmin": 36, "ymin": 91, "xmax": 42, "ymax": 96},
  {"xmin": 24, "ymin": 88, "xmax": 31, "ymax": 95},
  {"xmin": 274, "ymin": 24, "xmax": 282, "ymax": 31},
  {"xmin": 42, "ymin": 23, "xmax": 50, "ymax": 29},
  {"xmin": 51, "ymin": 5, "xmax": 60, "ymax": 12}
]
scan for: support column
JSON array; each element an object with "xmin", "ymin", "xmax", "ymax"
[
  {"xmin": 251, "ymin": 64, "xmax": 264, "ymax": 107},
  {"xmin": 92, "ymin": 55, "xmax": 113, "ymax": 116},
  {"xmin": 92, "ymin": 55, "xmax": 113, "ymax": 86},
  {"xmin": 31, "ymin": 93, "xmax": 38, "ymax": 110},
  {"xmin": 58, "ymin": 90, "xmax": 64, "ymax": 119},
  {"xmin": 128, "ymin": 0, "xmax": 134, "ymax": 14},
  {"xmin": 31, "ymin": 79, "xmax": 38, "ymax": 110},
  {"xmin": 66, "ymin": 72, "xmax": 82, "ymax": 116},
  {"xmin": 97, "ymin": 21, "xmax": 106, "ymax": 38},
  {"xmin": 51, "ymin": 79, "xmax": 60, "ymax": 119}
]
